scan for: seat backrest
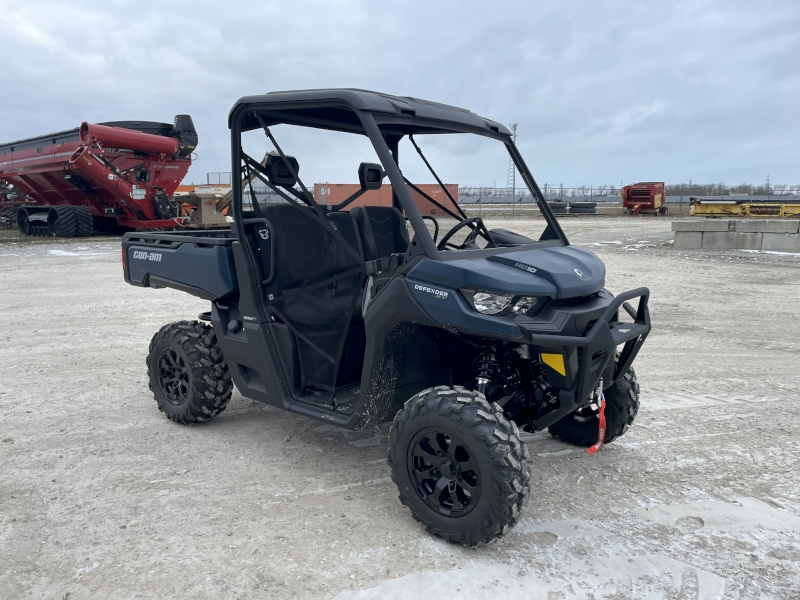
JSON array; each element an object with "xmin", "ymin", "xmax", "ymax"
[
  {"xmin": 251, "ymin": 205, "xmax": 364, "ymax": 291},
  {"xmin": 350, "ymin": 206, "xmax": 409, "ymax": 261},
  {"xmin": 326, "ymin": 210, "xmax": 365, "ymax": 262}
]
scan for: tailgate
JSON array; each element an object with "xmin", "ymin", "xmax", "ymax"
[{"xmin": 122, "ymin": 232, "xmax": 238, "ymax": 301}]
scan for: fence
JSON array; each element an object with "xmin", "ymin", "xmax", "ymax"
[
  {"xmin": 459, "ymin": 185, "xmax": 622, "ymax": 204},
  {"xmin": 234, "ymin": 176, "xmax": 800, "ymax": 209}
]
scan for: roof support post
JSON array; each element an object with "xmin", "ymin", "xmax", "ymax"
[{"xmin": 359, "ymin": 113, "xmax": 439, "ymax": 259}]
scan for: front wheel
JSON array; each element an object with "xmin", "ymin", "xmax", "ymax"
[
  {"xmin": 388, "ymin": 386, "xmax": 530, "ymax": 545},
  {"xmin": 146, "ymin": 320, "xmax": 233, "ymax": 424},
  {"xmin": 548, "ymin": 367, "xmax": 640, "ymax": 447}
]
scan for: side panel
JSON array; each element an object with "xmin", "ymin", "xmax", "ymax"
[
  {"xmin": 354, "ymin": 277, "xmax": 447, "ymax": 428},
  {"xmin": 211, "ymin": 302, "xmax": 295, "ymax": 410},
  {"xmin": 126, "ymin": 243, "xmax": 238, "ymax": 301}
]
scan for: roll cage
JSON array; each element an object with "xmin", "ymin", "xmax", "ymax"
[
  {"xmin": 228, "ymin": 88, "xmax": 570, "ymax": 258},
  {"xmin": 225, "ymin": 89, "xmax": 579, "ymax": 399}
]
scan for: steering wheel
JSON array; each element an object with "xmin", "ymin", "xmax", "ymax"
[{"xmin": 437, "ymin": 216, "xmax": 496, "ymax": 250}]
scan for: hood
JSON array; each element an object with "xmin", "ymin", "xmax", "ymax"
[{"xmin": 407, "ymin": 245, "xmax": 605, "ymax": 299}]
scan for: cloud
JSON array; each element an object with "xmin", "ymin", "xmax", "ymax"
[{"xmin": 0, "ymin": 0, "xmax": 797, "ymax": 187}]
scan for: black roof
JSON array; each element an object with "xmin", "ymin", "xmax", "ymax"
[{"xmin": 229, "ymin": 88, "xmax": 511, "ymax": 138}]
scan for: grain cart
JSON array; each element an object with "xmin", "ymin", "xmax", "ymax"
[
  {"xmin": 123, "ymin": 89, "xmax": 651, "ymax": 544},
  {"xmin": 622, "ymin": 181, "xmax": 667, "ymax": 215},
  {"xmin": 0, "ymin": 116, "xmax": 199, "ymax": 237}
]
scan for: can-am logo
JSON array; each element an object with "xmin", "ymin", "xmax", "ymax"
[
  {"xmin": 132, "ymin": 250, "xmax": 162, "ymax": 262},
  {"xmin": 513, "ymin": 262, "xmax": 537, "ymax": 274},
  {"xmin": 574, "ymin": 269, "xmax": 585, "ymax": 278},
  {"xmin": 414, "ymin": 284, "xmax": 449, "ymax": 299}
]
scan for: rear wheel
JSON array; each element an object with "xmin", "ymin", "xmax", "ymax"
[
  {"xmin": 388, "ymin": 386, "xmax": 530, "ymax": 545},
  {"xmin": 548, "ymin": 367, "xmax": 640, "ymax": 447},
  {"xmin": 147, "ymin": 320, "xmax": 233, "ymax": 424}
]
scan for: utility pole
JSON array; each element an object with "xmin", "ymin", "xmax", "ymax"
[{"xmin": 506, "ymin": 123, "xmax": 518, "ymax": 202}]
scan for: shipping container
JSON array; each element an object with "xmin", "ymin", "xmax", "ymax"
[{"xmin": 314, "ymin": 183, "xmax": 459, "ymax": 215}]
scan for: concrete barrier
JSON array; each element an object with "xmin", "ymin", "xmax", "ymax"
[
  {"xmin": 671, "ymin": 220, "xmax": 800, "ymax": 251},
  {"xmin": 672, "ymin": 220, "xmax": 730, "ymax": 232},
  {"xmin": 762, "ymin": 233, "xmax": 800, "ymax": 252},
  {"xmin": 734, "ymin": 221, "xmax": 800, "ymax": 233}
]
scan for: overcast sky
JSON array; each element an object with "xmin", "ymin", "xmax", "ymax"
[{"xmin": 1, "ymin": 0, "xmax": 797, "ymax": 188}]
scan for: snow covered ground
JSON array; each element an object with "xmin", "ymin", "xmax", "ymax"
[{"xmin": 1, "ymin": 218, "xmax": 799, "ymax": 599}]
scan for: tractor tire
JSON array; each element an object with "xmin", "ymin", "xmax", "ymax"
[
  {"xmin": 548, "ymin": 201, "xmax": 567, "ymax": 209},
  {"xmin": 16, "ymin": 207, "xmax": 32, "ymax": 235},
  {"xmin": 388, "ymin": 386, "xmax": 530, "ymax": 545},
  {"xmin": 74, "ymin": 206, "xmax": 94, "ymax": 237},
  {"xmin": 548, "ymin": 367, "xmax": 640, "ymax": 447},
  {"xmin": 569, "ymin": 202, "xmax": 597, "ymax": 209},
  {"xmin": 569, "ymin": 206, "xmax": 597, "ymax": 214},
  {"xmin": 47, "ymin": 206, "xmax": 78, "ymax": 237},
  {"xmin": 146, "ymin": 320, "xmax": 233, "ymax": 424}
]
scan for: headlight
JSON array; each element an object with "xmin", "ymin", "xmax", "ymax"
[
  {"xmin": 512, "ymin": 296, "xmax": 540, "ymax": 314},
  {"xmin": 463, "ymin": 290, "xmax": 547, "ymax": 316},
  {"xmin": 472, "ymin": 292, "xmax": 513, "ymax": 314}
]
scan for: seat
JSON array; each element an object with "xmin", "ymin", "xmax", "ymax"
[
  {"xmin": 326, "ymin": 210, "xmax": 365, "ymax": 261},
  {"xmin": 350, "ymin": 206, "xmax": 409, "ymax": 262}
]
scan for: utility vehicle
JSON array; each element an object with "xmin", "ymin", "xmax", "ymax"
[{"xmin": 122, "ymin": 89, "xmax": 651, "ymax": 545}]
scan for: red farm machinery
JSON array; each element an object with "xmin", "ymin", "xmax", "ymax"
[
  {"xmin": 0, "ymin": 116, "xmax": 207, "ymax": 237},
  {"xmin": 622, "ymin": 181, "xmax": 668, "ymax": 216}
]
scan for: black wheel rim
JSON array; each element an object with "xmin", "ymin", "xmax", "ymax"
[
  {"xmin": 407, "ymin": 427, "xmax": 481, "ymax": 517},
  {"xmin": 157, "ymin": 348, "xmax": 190, "ymax": 406}
]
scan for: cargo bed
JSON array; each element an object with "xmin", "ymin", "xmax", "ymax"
[{"xmin": 122, "ymin": 229, "xmax": 238, "ymax": 301}]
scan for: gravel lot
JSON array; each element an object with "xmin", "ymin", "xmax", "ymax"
[{"xmin": 2, "ymin": 217, "xmax": 799, "ymax": 599}]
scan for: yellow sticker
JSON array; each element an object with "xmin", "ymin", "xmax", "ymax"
[{"xmin": 541, "ymin": 353, "xmax": 566, "ymax": 376}]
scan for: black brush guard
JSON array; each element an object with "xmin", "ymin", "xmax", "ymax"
[{"xmin": 528, "ymin": 287, "xmax": 651, "ymax": 430}]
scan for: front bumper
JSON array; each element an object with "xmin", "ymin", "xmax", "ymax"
[
  {"xmin": 524, "ymin": 287, "xmax": 651, "ymax": 430},
  {"xmin": 406, "ymin": 278, "xmax": 651, "ymax": 430}
]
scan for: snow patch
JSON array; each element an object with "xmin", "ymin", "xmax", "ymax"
[
  {"xmin": 637, "ymin": 497, "xmax": 800, "ymax": 534},
  {"xmin": 48, "ymin": 249, "xmax": 113, "ymax": 259},
  {"xmin": 334, "ymin": 555, "xmax": 725, "ymax": 600},
  {"xmin": 73, "ymin": 562, "xmax": 99, "ymax": 579},
  {"xmin": 741, "ymin": 249, "xmax": 800, "ymax": 257},
  {"xmin": 514, "ymin": 518, "xmax": 610, "ymax": 539}
]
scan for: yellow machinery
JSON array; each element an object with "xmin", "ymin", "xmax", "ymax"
[{"xmin": 691, "ymin": 199, "xmax": 800, "ymax": 218}]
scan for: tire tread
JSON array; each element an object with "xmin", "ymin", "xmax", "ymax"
[
  {"xmin": 388, "ymin": 386, "xmax": 530, "ymax": 546},
  {"xmin": 146, "ymin": 320, "xmax": 233, "ymax": 424}
]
